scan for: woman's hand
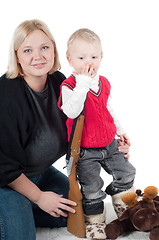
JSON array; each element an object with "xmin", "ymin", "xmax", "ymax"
[
  {"xmin": 118, "ymin": 134, "xmax": 131, "ymax": 159},
  {"xmin": 8, "ymin": 174, "xmax": 76, "ymax": 218},
  {"xmin": 36, "ymin": 191, "xmax": 77, "ymax": 218}
]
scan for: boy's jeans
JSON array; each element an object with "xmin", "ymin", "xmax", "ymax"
[
  {"xmin": 0, "ymin": 166, "xmax": 69, "ymax": 240},
  {"xmin": 77, "ymin": 139, "xmax": 136, "ymax": 215}
]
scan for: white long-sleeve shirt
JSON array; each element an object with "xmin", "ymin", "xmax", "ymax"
[{"xmin": 61, "ymin": 74, "xmax": 125, "ymax": 136}]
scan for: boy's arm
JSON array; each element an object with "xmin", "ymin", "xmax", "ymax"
[
  {"xmin": 61, "ymin": 75, "xmax": 92, "ymax": 119},
  {"xmin": 107, "ymin": 94, "xmax": 131, "ymax": 147},
  {"xmin": 107, "ymin": 94, "xmax": 125, "ymax": 136}
]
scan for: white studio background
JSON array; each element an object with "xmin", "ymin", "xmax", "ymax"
[{"xmin": 0, "ymin": 0, "xmax": 159, "ymax": 190}]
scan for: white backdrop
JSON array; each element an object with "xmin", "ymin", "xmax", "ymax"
[{"xmin": 1, "ymin": 0, "xmax": 159, "ymax": 190}]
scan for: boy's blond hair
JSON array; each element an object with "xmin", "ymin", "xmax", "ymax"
[
  {"xmin": 66, "ymin": 28, "xmax": 103, "ymax": 57},
  {"xmin": 6, "ymin": 19, "xmax": 60, "ymax": 79}
]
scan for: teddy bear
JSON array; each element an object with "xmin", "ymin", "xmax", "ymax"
[{"xmin": 105, "ymin": 186, "xmax": 159, "ymax": 240}]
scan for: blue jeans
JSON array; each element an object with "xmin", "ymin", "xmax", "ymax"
[
  {"xmin": 0, "ymin": 166, "xmax": 69, "ymax": 240},
  {"xmin": 77, "ymin": 139, "xmax": 136, "ymax": 215}
]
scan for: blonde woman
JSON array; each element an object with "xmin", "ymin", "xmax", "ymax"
[{"xmin": 0, "ymin": 19, "xmax": 76, "ymax": 240}]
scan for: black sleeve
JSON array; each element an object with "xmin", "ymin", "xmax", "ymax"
[
  {"xmin": 0, "ymin": 121, "xmax": 26, "ymax": 187},
  {"xmin": 0, "ymin": 76, "xmax": 27, "ymax": 187}
]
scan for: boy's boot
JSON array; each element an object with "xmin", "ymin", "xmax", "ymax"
[
  {"xmin": 85, "ymin": 209, "xmax": 106, "ymax": 240},
  {"xmin": 111, "ymin": 186, "xmax": 136, "ymax": 217}
]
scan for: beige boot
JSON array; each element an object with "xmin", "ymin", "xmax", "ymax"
[
  {"xmin": 112, "ymin": 186, "xmax": 136, "ymax": 217},
  {"xmin": 85, "ymin": 209, "xmax": 106, "ymax": 240}
]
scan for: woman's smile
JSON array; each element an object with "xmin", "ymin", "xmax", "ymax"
[{"xmin": 32, "ymin": 62, "xmax": 47, "ymax": 69}]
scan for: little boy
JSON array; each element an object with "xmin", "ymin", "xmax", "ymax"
[{"xmin": 58, "ymin": 28, "xmax": 136, "ymax": 240}]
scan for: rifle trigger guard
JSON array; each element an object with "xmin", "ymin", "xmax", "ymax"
[{"xmin": 66, "ymin": 157, "xmax": 73, "ymax": 176}]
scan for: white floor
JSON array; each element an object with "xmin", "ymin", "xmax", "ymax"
[{"xmin": 36, "ymin": 197, "xmax": 150, "ymax": 240}]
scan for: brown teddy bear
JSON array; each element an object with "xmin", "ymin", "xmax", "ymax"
[{"xmin": 105, "ymin": 186, "xmax": 159, "ymax": 240}]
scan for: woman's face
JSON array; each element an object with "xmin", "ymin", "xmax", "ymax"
[{"xmin": 17, "ymin": 30, "xmax": 55, "ymax": 80}]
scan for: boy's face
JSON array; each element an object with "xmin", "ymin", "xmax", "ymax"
[{"xmin": 67, "ymin": 38, "xmax": 102, "ymax": 76}]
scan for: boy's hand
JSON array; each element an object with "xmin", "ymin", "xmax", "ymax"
[{"xmin": 80, "ymin": 64, "xmax": 96, "ymax": 78}]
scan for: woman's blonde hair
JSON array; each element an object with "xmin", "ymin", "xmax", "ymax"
[
  {"xmin": 66, "ymin": 28, "xmax": 103, "ymax": 57},
  {"xmin": 6, "ymin": 19, "xmax": 60, "ymax": 79}
]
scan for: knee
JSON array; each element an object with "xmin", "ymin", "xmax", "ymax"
[
  {"xmin": 0, "ymin": 209, "xmax": 36, "ymax": 240},
  {"xmin": 0, "ymin": 192, "xmax": 36, "ymax": 240}
]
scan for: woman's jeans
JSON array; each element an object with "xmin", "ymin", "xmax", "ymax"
[
  {"xmin": 0, "ymin": 166, "xmax": 69, "ymax": 240},
  {"xmin": 77, "ymin": 139, "xmax": 136, "ymax": 215}
]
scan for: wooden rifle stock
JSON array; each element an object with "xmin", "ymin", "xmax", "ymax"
[{"xmin": 67, "ymin": 113, "xmax": 86, "ymax": 238}]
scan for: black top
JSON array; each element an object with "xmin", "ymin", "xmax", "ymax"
[{"xmin": 0, "ymin": 71, "xmax": 68, "ymax": 187}]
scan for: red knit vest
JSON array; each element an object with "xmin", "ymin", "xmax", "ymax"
[{"xmin": 58, "ymin": 75, "xmax": 117, "ymax": 148}]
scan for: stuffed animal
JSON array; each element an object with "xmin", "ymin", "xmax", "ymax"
[{"xmin": 105, "ymin": 186, "xmax": 159, "ymax": 240}]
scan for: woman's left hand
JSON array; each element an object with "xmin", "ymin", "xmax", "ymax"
[{"xmin": 118, "ymin": 134, "xmax": 131, "ymax": 159}]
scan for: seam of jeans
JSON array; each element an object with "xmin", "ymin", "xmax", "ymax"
[{"xmin": 0, "ymin": 214, "xmax": 5, "ymax": 240}]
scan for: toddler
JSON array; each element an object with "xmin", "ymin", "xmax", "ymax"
[{"xmin": 58, "ymin": 28, "xmax": 136, "ymax": 240}]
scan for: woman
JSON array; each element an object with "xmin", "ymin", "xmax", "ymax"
[{"xmin": 0, "ymin": 19, "xmax": 130, "ymax": 240}]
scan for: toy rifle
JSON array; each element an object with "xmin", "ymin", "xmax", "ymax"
[{"xmin": 65, "ymin": 108, "xmax": 86, "ymax": 238}]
